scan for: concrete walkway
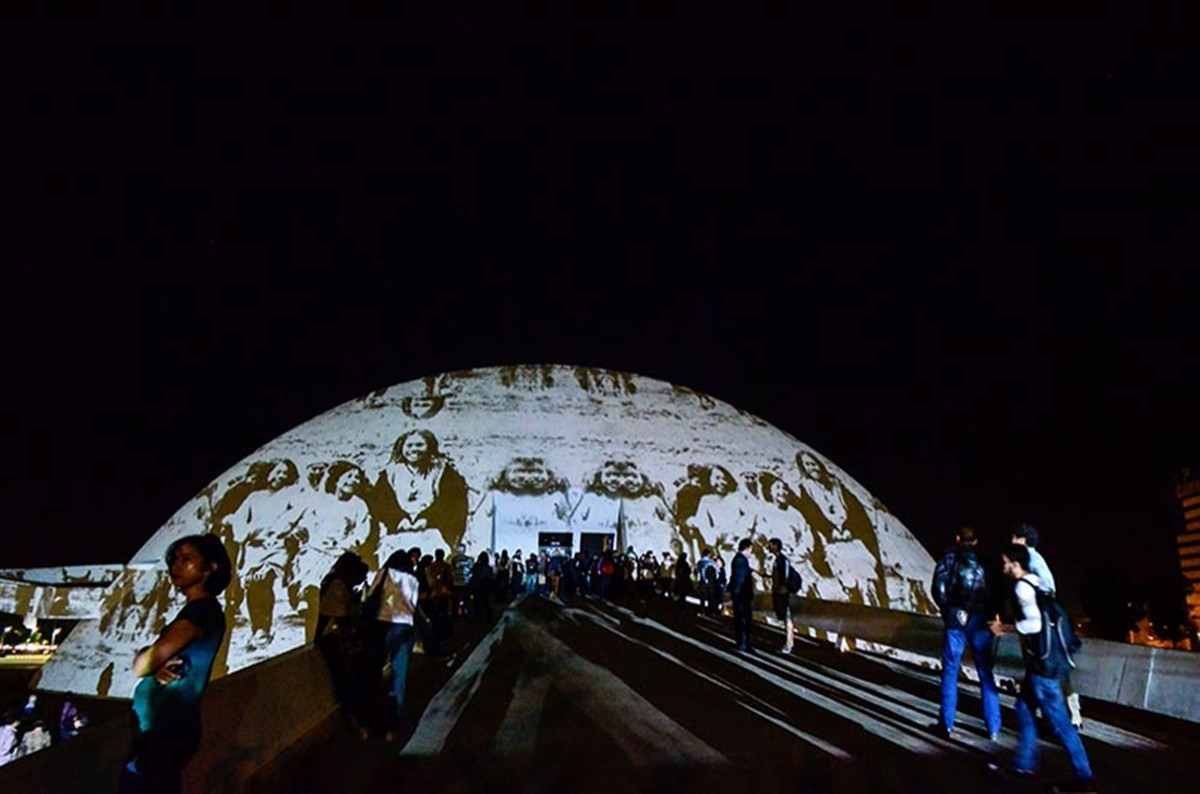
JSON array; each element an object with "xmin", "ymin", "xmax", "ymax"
[{"xmin": 255, "ymin": 593, "xmax": 1200, "ymax": 793}]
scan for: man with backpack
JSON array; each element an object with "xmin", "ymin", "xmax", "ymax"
[
  {"xmin": 1009, "ymin": 522, "xmax": 1083, "ymax": 728},
  {"xmin": 768, "ymin": 538, "xmax": 801, "ymax": 654},
  {"xmin": 930, "ymin": 526, "xmax": 1001, "ymax": 741},
  {"xmin": 991, "ymin": 543, "xmax": 1094, "ymax": 792}
]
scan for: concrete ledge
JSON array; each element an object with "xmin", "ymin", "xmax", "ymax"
[{"xmin": 781, "ymin": 596, "xmax": 1200, "ymax": 724}]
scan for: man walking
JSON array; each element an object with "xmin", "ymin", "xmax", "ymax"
[
  {"xmin": 768, "ymin": 538, "xmax": 797, "ymax": 654},
  {"xmin": 728, "ymin": 538, "xmax": 756, "ymax": 653},
  {"xmin": 992, "ymin": 544, "xmax": 1095, "ymax": 792},
  {"xmin": 930, "ymin": 526, "xmax": 1001, "ymax": 740},
  {"xmin": 1010, "ymin": 522, "xmax": 1081, "ymax": 728}
]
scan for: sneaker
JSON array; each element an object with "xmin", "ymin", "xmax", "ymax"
[
  {"xmin": 781, "ymin": 644, "xmax": 794, "ymax": 654},
  {"xmin": 989, "ymin": 732, "xmax": 1000, "ymax": 742}
]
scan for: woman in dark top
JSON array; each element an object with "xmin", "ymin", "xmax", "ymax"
[
  {"xmin": 120, "ymin": 534, "xmax": 231, "ymax": 794},
  {"xmin": 317, "ymin": 552, "xmax": 370, "ymax": 739}
]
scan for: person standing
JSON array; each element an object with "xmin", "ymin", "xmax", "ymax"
[
  {"xmin": 930, "ymin": 526, "xmax": 1001, "ymax": 740},
  {"xmin": 120, "ymin": 535, "xmax": 232, "ymax": 794},
  {"xmin": 695, "ymin": 549, "xmax": 717, "ymax": 615},
  {"xmin": 316, "ymin": 552, "xmax": 370, "ymax": 738},
  {"xmin": 728, "ymin": 538, "xmax": 756, "ymax": 652},
  {"xmin": 673, "ymin": 552, "xmax": 693, "ymax": 612},
  {"xmin": 1009, "ymin": 523, "xmax": 1079, "ymax": 728},
  {"xmin": 510, "ymin": 550, "xmax": 525, "ymax": 598},
  {"xmin": 495, "ymin": 550, "xmax": 511, "ymax": 603},
  {"xmin": 450, "ymin": 544, "xmax": 473, "ymax": 617},
  {"xmin": 471, "ymin": 552, "xmax": 495, "ymax": 622},
  {"xmin": 768, "ymin": 538, "xmax": 797, "ymax": 654},
  {"xmin": 992, "ymin": 544, "xmax": 1095, "ymax": 792},
  {"xmin": 524, "ymin": 552, "xmax": 540, "ymax": 594},
  {"xmin": 367, "ymin": 550, "xmax": 421, "ymax": 740}
]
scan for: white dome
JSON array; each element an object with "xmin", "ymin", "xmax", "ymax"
[{"xmin": 40, "ymin": 365, "xmax": 936, "ymax": 697}]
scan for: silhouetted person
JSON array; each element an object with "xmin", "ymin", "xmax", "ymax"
[
  {"xmin": 317, "ymin": 552, "xmax": 370, "ymax": 738},
  {"xmin": 768, "ymin": 537, "xmax": 797, "ymax": 653},
  {"xmin": 471, "ymin": 552, "xmax": 495, "ymax": 622},
  {"xmin": 673, "ymin": 552, "xmax": 693, "ymax": 611},
  {"xmin": 728, "ymin": 538, "xmax": 755, "ymax": 652},
  {"xmin": 120, "ymin": 535, "xmax": 232, "ymax": 794}
]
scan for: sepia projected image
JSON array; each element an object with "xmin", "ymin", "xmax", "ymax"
[{"xmin": 39, "ymin": 365, "xmax": 938, "ymax": 697}]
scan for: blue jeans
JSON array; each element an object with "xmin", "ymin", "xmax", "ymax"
[
  {"xmin": 1014, "ymin": 672, "xmax": 1093, "ymax": 780},
  {"xmin": 525, "ymin": 573, "xmax": 538, "ymax": 593},
  {"xmin": 939, "ymin": 613, "xmax": 1001, "ymax": 735},
  {"xmin": 385, "ymin": 623, "xmax": 415, "ymax": 720}
]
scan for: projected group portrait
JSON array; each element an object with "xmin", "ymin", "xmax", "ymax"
[{"xmin": 38, "ymin": 366, "xmax": 940, "ymax": 698}]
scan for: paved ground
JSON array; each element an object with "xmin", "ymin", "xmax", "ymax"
[{"xmin": 256, "ymin": 593, "xmax": 1200, "ymax": 793}]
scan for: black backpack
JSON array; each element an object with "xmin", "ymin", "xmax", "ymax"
[
  {"xmin": 1019, "ymin": 576, "xmax": 1082, "ymax": 678},
  {"xmin": 785, "ymin": 565, "xmax": 803, "ymax": 595}
]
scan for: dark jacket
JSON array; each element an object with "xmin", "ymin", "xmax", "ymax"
[
  {"xmin": 931, "ymin": 544, "xmax": 989, "ymax": 616},
  {"xmin": 728, "ymin": 552, "xmax": 754, "ymax": 601},
  {"xmin": 771, "ymin": 553, "xmax": 790, "ymax": 596}
]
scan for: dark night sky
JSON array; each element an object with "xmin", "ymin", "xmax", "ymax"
[{"xmin": 4, "ymin": 9, "xmax": 1198, "ymax": 612}]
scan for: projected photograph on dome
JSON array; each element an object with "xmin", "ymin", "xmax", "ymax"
[{"xmin": 38, "ymin": 366, "xmax": 938, "ymax": 697}]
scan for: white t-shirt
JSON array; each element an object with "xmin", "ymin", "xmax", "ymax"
[
  {"xmin": 1015, "ymin": 575, "xmax": 1043, "ymax": 635},
  {"xmin": 371, "ymin": 568, "xmax": 420, "ymax": 625}
]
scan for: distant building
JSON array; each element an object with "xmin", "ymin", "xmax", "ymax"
[{"xmin": 1174, "ymin": 469, "xmax": 1200, "ymax": 638}]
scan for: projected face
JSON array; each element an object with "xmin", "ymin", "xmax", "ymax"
[
  {"xmin": 268, "ymin": 462, "xmax": 293, "ymax": 491},
  {"xmin": 799, "ymin": 452, "xmax": 823, "ymax": 480},
  {"xmin": 335, "ymin": 468, "xmax": 366, "ymax": 500},
  {"xmin": 306, "ymin": 463, "xmax": 328, "ymax": 489},
  {"xmin": 401, "ymin": 434, "xmax": 430, "ymax": 465},
  {"xmin": 600, "ymin": 464, "xmax": 625, "ymax": 495},
  {"xmin": 401, "ymin": 394, "xmax": 445, "ymax": 419},
  {"xmin": 769, "ymin": 479, "xmax": 789, "ymax": 506},
  {"xmin": 710, "ymin": 467, "xmax": 735, "ymax": 495},
  {"xmin": 506, "ymin": 460, "xmax": 551, "ymax": 492}
]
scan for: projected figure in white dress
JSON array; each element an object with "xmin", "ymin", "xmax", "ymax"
[
  {"xmin": 287, "ymin": 461, "xmax": 375, "ymax": 641},
  {"xmin": 373, "ymin": 430, "xmax": 469, "ymax": 560},
  {"xmin": 573, "ymin": 461, "xmax": 672, "ymax": 555},
  {"xmin": 747, "ymin": 472, "xmax": 821, "ymax": 589},
  {"xmin": 681, "ymin": 465, "xmax": 754, "ymax": 562},
  {"xmin": 794, "ymin": 451, "xmax": 886, "ymax": 606},
  {"xmin": 223, "ymin": 459, "xmax": 303, "ymax": 647},
  {"xmin": 467, "ymin": 457, "xmax": 572, "ymax": 555}
]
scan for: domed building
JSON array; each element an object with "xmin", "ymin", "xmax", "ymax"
[{"xmin": 38, "ymin": 365, "xmax": 937, "ymax": 697}]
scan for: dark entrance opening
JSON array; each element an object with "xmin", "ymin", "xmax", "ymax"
[
  {"xmin": 579, "ymin": 532, "xmax": 615, "ymax": 556},
  {"xmin": 537, "ymin": 532, "xmax": 573, "ymax": 557}
]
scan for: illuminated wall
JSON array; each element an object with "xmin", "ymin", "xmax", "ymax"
[{"xmin": 39, "ymin": 366, "xmax": 938, "ymax": 697}]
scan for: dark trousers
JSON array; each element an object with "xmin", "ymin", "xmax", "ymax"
[
  {"xmin": 118, "ymin": 725, "xmax": 200, "ymax": 794},
  {"xmin": 732, "ymin": 597, "xmax": 753, "ymax": 650}
]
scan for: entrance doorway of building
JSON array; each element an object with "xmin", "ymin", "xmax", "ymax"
[
  {"xmin": 579, "ymin": 532, "xmax": 615, "ymax": 556},
  {"xmin": 537, "ymin": 532, "xmax": 573, "ymax": 558}
]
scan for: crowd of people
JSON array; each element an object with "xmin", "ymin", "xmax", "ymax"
[
  {"xmin": 932, "ymin": 523, "xmax": 1095, "ymax": 793},
  {"xmin": 107, "ymin": 516, "xmax": 1096, "ymax": 793},
  {"xmin": 0, "ymin": 693, "xmax": 88, "ymax": 767}
]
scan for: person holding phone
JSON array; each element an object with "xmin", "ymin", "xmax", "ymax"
[{"xmin": 120, "ymin": 534, "xmax": 232, "ymax": 794}]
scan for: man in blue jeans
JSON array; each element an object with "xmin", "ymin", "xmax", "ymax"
[
  {"xmin": 930, "ymin": 526, "xmax": 1001, "ymax": 740},
  {"xmin": 993, "ymin": 543, "xmax": 1095, "ymax": 793}
]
